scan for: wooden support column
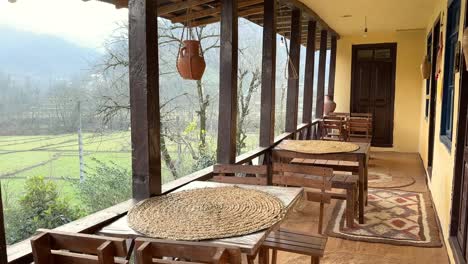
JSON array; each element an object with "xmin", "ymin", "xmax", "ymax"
[
  {"xmin": 129, "ymin": 0, "xmax": 161, "ymax": 199},
  {"xmin": 316, "ymin": 30, "xmax": 328, "ymax": 118},
  {"xmin": 0, "ymin": 185, "xmax": 6, "ymax": 264},
  {"xmin": 302, "ymin": 20, "xmax": 316, "ymax": 124},
  {"xmin": 259, "ymin": 0, "xmax": 276, "ymax": 147},
  {"xmin": 217, "ymin": 0, "xmax": 238, "ymax": 164},
  {"xmin": 285, "ymin": 8, "xmax": 301, "ymax": 132},
  {"xmin": 328, "ymin": 35, "xmax": 337, "ymax": 100}
]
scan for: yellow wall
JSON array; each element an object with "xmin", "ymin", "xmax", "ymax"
[
  {"xmin": 417, "ymin": 0, "xmax": 466, "ymax": 263},
  {"xmin": 333, "ymin": 32, "xmax": 426, "ymax": 153},
  {"xmin": 333, "ymin": 1, "xmax": 467, "ymax": 262}
]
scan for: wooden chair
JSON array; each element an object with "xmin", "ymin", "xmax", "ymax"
[
  {"xmin": 211, "ymin": 164, "xmax": 268, "ymax": 186},
  {"xmin": 262, "ymin": 163, "xmax": 331, "ymax": 264},
  {"xmin": 347, "ymin": 116, "xmax": 372, "ymax": 143},
  {"xmin": 135, "ymin": 237, "xmax": 242, "ymax": 264},
  {"xmin": 30, "ymin": 229, "xmax": 129, "ymax": 264},
  {"xmin": 319, "ymin": 115, "xmax": 347, "ymax": 141},
  {"xmin": 289, "ymin": 158, "xmax": 359, "ymax": 229}
]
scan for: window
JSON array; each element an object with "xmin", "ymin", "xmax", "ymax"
[{"xmin": 440, "ymin": 0, "xmax": 461, "ymax": 148}]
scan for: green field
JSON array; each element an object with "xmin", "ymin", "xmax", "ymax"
[
  {"xmin": 0, "ymin": 132, "xmax": 134, "ymax": 207},
  {"xmin": 0, "ymin": 131, "xmax": 259, "ymax": 209}
]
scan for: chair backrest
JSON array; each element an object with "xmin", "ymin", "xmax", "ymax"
[
  {"xmin": 320, "ymin": 116, "xmax": 347, "ymax": 141},
  {"xmin": 272, "ymin": 163, "xmax": 332, "ymax": 234},
  {"xmin": 348, "ymin": 116, "xmax": 372, "ymax": 139},
  {"xmin": 212, "ymin": 164, "xmax": 268, "ymax": 186},
  {"xmin": 327, "ymin": 112, "xmax": 350, "ymax": 118},
  {"xmin": 31, "ymin": 229, "xmax": 128, "ymax": 264},
  {"xmin": 135, "ymin": 238, "xmax": 242, "ymax": 264}
]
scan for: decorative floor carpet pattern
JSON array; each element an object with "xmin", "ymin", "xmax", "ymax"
[
  {"xmin": 326, "ymin": 189, "xmax": 442, "ymax": 247},
  {"xmin": 368, "ymin": 172, "xmax": 416, "ymax": 189}
]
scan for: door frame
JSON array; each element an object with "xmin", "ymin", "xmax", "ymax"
[
  {"xmin": 428, "ymin": 18, "xmax": 441, "ymax": 177},
  {"xmin": 449, "ymin": 0, "xmax": 468, "ymax": 261},
  {"xmin": 350, "ymin": 43, "xmax": 397, "ymax": 147}
]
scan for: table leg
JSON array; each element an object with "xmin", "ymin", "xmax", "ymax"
[
  {"xmin": 258, "ymin": 247, "xmax": 269, "ymax": 264},
  {"xmin": 358, "ymin": 155, "xmax": 367, "ymax": 224}
]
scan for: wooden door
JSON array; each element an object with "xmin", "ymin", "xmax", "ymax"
[
  {"xmin": 428, "ymin": 20, "xmax": 440, "ymax": 175},
  {"xmin": 351, "ymin": 44, "xmax": 397, "ymax": 147}
]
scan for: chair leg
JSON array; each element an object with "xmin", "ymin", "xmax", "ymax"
[
  {"xmin": 247, "ymin": 255, "xmax": 255, "ymax": 264},
  {"xmin": 346, "ymin": 187, "xmax": 355, "ymax": 228},
  {"xmin": 318, "ymin": 202, "xmax": 324, "ymax": 234},
  {"xmin": 271, "ymin": 249, "xmax": 277, "ymax": 264},
  {"xmin": 311, "ymin": 256, "xmax": 320, "ymax": 264}
]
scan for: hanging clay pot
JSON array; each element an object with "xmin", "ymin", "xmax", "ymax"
[
  {"xmin": 324, "ymin": 95, "xmax": 337, "ymax": 116},
  {"xmin": 420, "ymin": 55, "xmax": 431, "ymax": 79},
  {"xmin": 177, "ymin": 40, "xmax": 206, "ymax": 80},
  {"xmin": 462, "ymin": 27, "xmax": 468, "ymax": 71}
]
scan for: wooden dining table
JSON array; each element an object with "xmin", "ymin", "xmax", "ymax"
[
  {"xmin": 274, "ymin": 140, "xmax": 370, "ymax": 224},
  {"xmin": 96, "ymin": 180, "xmax": 303, "ymax": 263}
]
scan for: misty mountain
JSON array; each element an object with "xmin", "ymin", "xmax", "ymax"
[{"xmin": 0, "ymin": 26, "xmax": 101, "ymax": 79}]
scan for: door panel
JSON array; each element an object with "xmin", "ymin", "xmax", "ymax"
[{"xmin": 351, "ymin": 44, "xmax": 396, "ymax": 147}]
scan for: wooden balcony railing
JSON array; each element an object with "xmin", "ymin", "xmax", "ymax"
[{"xmin": 6, "ymin": 120, "xmax": 320, "ymax": 263}]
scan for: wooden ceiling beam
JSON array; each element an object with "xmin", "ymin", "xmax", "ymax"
[
  {"xmin": 159, "ymin": 0, "xmax": 216, "ymax": 16},
  {"xmin": 279, "ymin": 0, "xmax": 339, "ymax": 38},
  {"xmin": 190, "ymin": 5, "xmax": 264, "ymax": 27},
  {"xmin": 171, "ymin": 0, "xmax": 263, "ymax": 24}
]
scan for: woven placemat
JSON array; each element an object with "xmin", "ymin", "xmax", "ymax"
[
  {"xmin": 128, "ymin": 186, "xmax": 285, "ymax": 241},
  {"xmin": 277, "ymin": 140, "xmax": 359, "ymax": 154}
]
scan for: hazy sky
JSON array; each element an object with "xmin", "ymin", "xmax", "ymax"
[{"xmin": 0, "ymin": 0, "xmax": 128, "ymax": 49}]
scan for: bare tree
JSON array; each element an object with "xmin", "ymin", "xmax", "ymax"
[{"xmin": 237, "ymin": 67, "xmax": 261, "ymax": 155}]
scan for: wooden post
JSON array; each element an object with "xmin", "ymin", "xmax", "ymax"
[
  {"xmin": 302, "ymin": 20, "xmax": 316, "ymax": 124},
  {"xmin": 217, "ymin": 0, "xmax": 238, "ymax": 164},
  {"xmin": 328, "ymin": 35, "xmax": 337, "ymax": 100},
  {"xmin": 129, "ymin": 0, "xmax": 161, "ymax": 199},
  {"xmin": 285, "ymin": 8, "xmax": 301, "ymax": 132},
  {"xmin": 316, "ymin": 30, "xmax": 328, "ymax": 118},
  {"xmin": 259, "ymin": 0, "xmax": 276, "ymax": 147},
  {"xmin": 0, "ymin": 184, "xmax": 7, "ymax": 264}
]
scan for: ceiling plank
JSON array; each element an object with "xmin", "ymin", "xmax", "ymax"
[
  {"xmin": 171, "ymin": 0, "xmax": 263, "ymax": 24},
  {"xmin": 279, "ymin": 0, "xmax": 339, "ymax": 38},
  {"xmin": 159, "ymin": 0, "xmax": 216, "ymax": 16}
]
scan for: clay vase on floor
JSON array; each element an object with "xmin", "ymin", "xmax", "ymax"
[
  {"xmin": 324, "ymin": 95, "xmax": 337, "ymax": 116},
  {"xmin": 177, "ymin": 40, "xmax": 206, "ymax": 80}
]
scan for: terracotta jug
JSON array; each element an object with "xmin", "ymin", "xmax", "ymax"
[
  {"xmin": 420, "ymin": 55, "xmax": 431, "ymax": 79},
  {"xmin": 177, "ymin": 40, "xmax": 206, "ymax": 80},
  {"xmin": 324, "ymin": 95, "xmax": 337, "ymax": 116},
  {"xmin": 463, "ymin": 27, "xmax": 468, "ymax": 71}
]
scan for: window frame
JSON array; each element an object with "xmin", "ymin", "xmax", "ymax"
[{"xmin": 440, "ymin": 0, "xmax": 461, "ymax": 150}]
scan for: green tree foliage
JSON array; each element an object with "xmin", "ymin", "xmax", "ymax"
[
  {"xmin": 5, "ymin": 176, "xmax": 82, "ymax": 244},
  {"xmin": 75, "ymin": 159, "xmax": 131, "ymax": 213}
]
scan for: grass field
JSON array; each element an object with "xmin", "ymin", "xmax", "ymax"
[{"xmin": 0, "ymin": 131, "xmax": 259, "ymax": 209}]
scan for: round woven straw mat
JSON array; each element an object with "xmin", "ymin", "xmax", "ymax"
[
  {"xmin": 128, "ymin": 186, "xmax": 285, "ymax": 241},
  {"xmin": 278, "ymin": 140, "xmax": 359, "ymax": 154}
]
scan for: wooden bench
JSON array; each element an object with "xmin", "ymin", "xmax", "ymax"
[
  {"xmin": 291, "ymin": 158, "xmax": 358, "ymax": 228},
  {"xmin": 263, "ymin": 228, "xmax": 327, "ymax": 264}
]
